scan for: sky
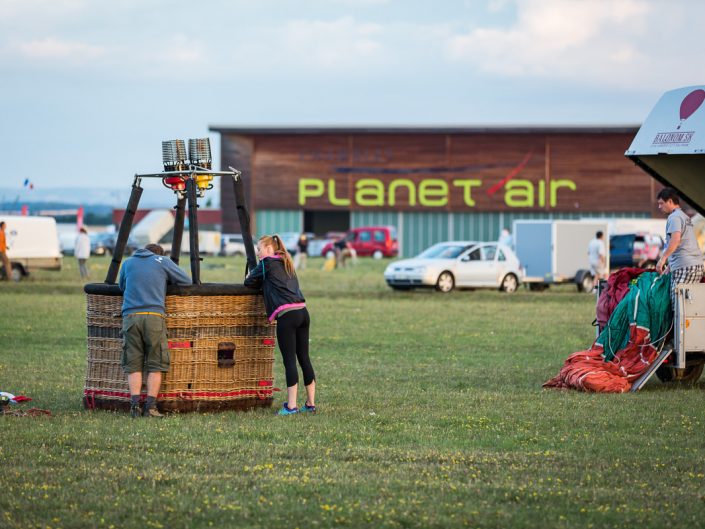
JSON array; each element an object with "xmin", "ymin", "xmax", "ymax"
[{"xmin": 1, "ymin": 0, "xmax": 704, "ymax": 202}]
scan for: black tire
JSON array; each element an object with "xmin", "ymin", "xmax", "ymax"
[
  {"xmin": 500, "ymin": 273, "xmax": 518, "ymax": 293},
  {"xmin": 435, "ymin": 271, "xmax": 455, "ymax": 293},
  {"xmin": 655, "ymin": 359, "xmax": 705, "ymax": 384},
  {"xmin": 10, "ymin": 264, "xmax": 23, "ymax": 282},
  {"xmin": 577, "ymin": 273, "xmax": 595, "ymax": 293}
]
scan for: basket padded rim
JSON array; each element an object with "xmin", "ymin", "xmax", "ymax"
[{"xmin": 85, "ymin": 283, "xmax": 260, "ymax": 296}]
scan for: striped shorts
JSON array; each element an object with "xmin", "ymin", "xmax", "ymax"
[{"xmin": 670, "ymin": 264, "xmax": 704, "ymax": 306}]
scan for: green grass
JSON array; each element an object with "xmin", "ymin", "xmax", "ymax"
[{"xmin": 1, "ymin": 256, "xmax": 704, "ymax": 529}]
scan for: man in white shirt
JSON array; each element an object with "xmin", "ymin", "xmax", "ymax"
[
  {"xmin": 587, "ymin": 231, "xmax": 607, "ymax": 281},
  {"xmin": 74, "ymin": 228, "xmax": 91, "ymax": 279}
]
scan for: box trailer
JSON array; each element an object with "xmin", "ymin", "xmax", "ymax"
[
  {"xmin": 1, "ymin": 215, "xmax": 62, "ymax": 281},
  {"xmin": 513, "ymin": 219, "xmax": 609, "ymax": 292},
  {"xmin": 625, "ymin": 85, "xmax": 705, "ymax": 387}
]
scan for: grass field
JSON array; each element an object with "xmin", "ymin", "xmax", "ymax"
[{"xmin": 1, "ymin": 255, "xmax": 704, "ymax": 529}]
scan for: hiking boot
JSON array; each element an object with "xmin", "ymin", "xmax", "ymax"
[
  {"xmin": 142, "ymin": 406, "xmax": 165, "ymax": 418},
  {"xmin": 277, "ymin": 402, "xmax": 299, "ymax": 416},
  {"xmin": 300, "ymin": 402, "xmax": 316, "ymax": 414}
]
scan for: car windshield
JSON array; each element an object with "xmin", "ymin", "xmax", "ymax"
[
  {"xmin": 90, "ymin": 233, "xmax": 112, "ymax": 243},
  {"xmin": 417, "ymin": 244, "xmax": 468, "ymax": 259}
]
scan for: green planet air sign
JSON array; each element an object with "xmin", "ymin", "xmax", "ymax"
[{"xmin": 298, "ymin": 176, "xmax": 576, "ymax": 209}]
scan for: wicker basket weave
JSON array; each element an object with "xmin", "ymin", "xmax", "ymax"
[{"xmin": 83, "ymin": 284, "xmax": 276, "ymax": 412}]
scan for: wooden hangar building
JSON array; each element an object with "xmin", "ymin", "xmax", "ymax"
[{"xmin": 210, "ymin": 126, "xmax": 658, "ymax": 257}]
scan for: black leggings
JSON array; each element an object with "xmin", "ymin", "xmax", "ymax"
[{"xmin": 276, "ymin": 308, "xmax": 315, "ymax": 388}]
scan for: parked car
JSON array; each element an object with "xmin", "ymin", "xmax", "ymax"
[
  {"xmin": 89, "ymin": 232, "xmax": 139, "ymax": 256},
  {"xmin": 321, "ymin": 226, "xmax": 398, "ymax": 258},
  {"xmin": 306, "ymin": 238, "xmax": 329, "ymax": 258},
  {"xmin": 274, "ymin": 231, "xmax": 315, "ymax": 256},
  {"xmin": 384, "ymin": 241, "xmax": 523, "ymax": 293},
  {"xmin": 220, "ymin": 233, "xmax": 246, "ymax": 257},
  {"xmin": 609, "ymin": 232, "xmax": 664, "ymax": 269}
]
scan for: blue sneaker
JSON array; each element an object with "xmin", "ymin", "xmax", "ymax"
[
  {"xmin": 300, "ymin": 402, "xmax": 316, "ymax": 414},
  {"xmin": 277, "ymin": 402, "xmax": 299, "ymax": 416}
]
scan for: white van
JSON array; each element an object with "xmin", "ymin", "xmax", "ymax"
[{"xmin": 1, "ymin": 215, "xmax": 63, "ymax": 281}]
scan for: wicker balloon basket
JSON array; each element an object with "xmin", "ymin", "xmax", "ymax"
[{"xmin": 83, "ymin": 283, "xmax": 277, "ymax": 412}]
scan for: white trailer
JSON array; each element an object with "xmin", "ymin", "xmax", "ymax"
[
  {"xmin": 513, "ymin": 219, "xmax": 609, "ymax": 292},
  {"xmin": 1, "ymin": 215, "xmax": 62, "ymax": 281}
]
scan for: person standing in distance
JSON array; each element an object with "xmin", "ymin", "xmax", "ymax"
[
  {"xmin": 74, "ymin": 227, "xmax": 91, "ymax": 280},
  {"xmin": 587, "ymin": 231, "xmax": 607, "ymax": 282},
  {"xmin": 294, "ymin": 232, "xmax": 309, "ymax": 270},
  {"xmin": 244, "ymin": 234, "xmax": 316, "ymax": 416},
  {"xmin": 655, "ymin": 187, "xmax": 704, "ymax": 305},
  {"xmin": 118, "ymin": 243, "xmax": 191, "ymax": 418}
]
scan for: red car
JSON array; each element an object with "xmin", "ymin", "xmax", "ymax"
[{"xmin": 321, "ymin": 226, "xmax": 399, "ymax": 258}]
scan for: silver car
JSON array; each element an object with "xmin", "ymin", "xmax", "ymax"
[{"xmin": 384, "ymin": 241, "xmax": 523, "ymax": 293}]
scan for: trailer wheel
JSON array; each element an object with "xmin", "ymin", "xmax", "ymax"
[
  {"xmin": 655, "ymin": 358, "xmax": 705, "ymax": 384},
  {"xmin": 10, "ymin": 264, "xmax": 24, "ymax": 282},
  {"xmin": 575, "ymin": 270, "xmax": 595, "ymax": 293},
  {"xmin": 435, "ymin": 271, "xmax": 455, "ymax": 293}
]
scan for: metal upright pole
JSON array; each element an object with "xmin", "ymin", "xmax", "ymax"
[
  {"xmin": 170, "ymin": 195, "xmax": 187, "ymax": 264},
  {"xmin": 105, "ymin": 178, "xmax": 143, "ymax": 284},
  {"xmin": 186, "ymin": 178, "xmax": 201, "ymax": 284},
  {"xmin": 231, "ymin": 174, "xmax": 257, "ymax": 273}
]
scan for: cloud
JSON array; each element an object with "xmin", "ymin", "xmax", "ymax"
[
  {"xmin": 14, "ymin": 37, "xmax": 105, "ymax": 61},
  {"xmin": 446, "ymin": 0, "xmax": 705, "ymax": 90},
  {"xmin": 229, "ymin": 16, "xmax": 389, "ymax": 73}
]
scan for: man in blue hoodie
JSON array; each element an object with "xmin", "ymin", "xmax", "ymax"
[{"xmin": 118, "ymin": 243, "xmax": 191, "ymax": 418}]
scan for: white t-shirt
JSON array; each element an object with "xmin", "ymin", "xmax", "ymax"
[
  {"xmin": 587, "ymin": 238, "xmax": 605, "ymax": 265},
  {"xmin": 74, "ymin": 233, "xmax": 91, "ymax": 259}
]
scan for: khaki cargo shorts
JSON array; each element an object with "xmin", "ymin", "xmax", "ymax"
[{"xmin": 121, "ymin": 314, "xmax": 170, "ymax": 374}]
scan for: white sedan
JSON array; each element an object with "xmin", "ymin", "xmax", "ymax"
[{"xmin": 384, "ymin": 241, "xmax": 524, "ymax": 293}]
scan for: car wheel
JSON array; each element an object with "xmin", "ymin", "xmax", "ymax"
[
  {"xmin": 500, "ymin": 273, "xmax": 518, "ymax": 293},
  {"xmin": 372, "ymin": 250, "xmax": 383, "ymax": 259},
  {"xmin": 435, "ymin": 271, "xmax": 454, "ymax": 293}
]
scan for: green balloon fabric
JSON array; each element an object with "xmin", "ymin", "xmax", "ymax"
[{"xmin": 597, "ymin": 272, "xmax": 672, "ymax": 362}]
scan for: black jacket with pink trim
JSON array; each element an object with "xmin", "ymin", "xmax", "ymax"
[{"xmin": 244, "ymin": 256, "xmax": 305, "ymax": 319}]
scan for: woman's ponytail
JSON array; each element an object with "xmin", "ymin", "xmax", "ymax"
[{"xmin": 260, "ymin": 234, "xmax": 296, "ymax": 277}]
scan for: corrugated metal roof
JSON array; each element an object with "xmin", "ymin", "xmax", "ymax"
[{"xmin": 208, "ymin": 125, "xmax": 640, "ymax": 135}]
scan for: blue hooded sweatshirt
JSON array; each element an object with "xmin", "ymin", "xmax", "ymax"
[{"xmin": 118, "ymin": 249, "xmax": 192, "ymax": 316}]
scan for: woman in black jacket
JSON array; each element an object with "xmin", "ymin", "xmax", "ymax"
[{"xmin": 245, "ymin": 234, "xmax": 316, "ymax": 415}]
